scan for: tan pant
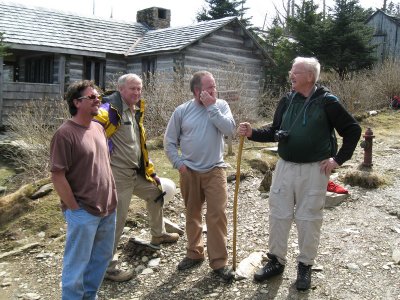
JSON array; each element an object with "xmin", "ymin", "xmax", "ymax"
[
  {"xmin": 108, "ymin": 166, "xmax": 165, "ymax": 270},
  {"xmin": 180, "ymin": 167, "xmax": 228, "ymax": 270},
  {"xmin": 268, "ymin": 159, "xmax": 329, "ymax": 265}
]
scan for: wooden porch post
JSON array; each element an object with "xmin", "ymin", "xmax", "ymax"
[
  {"xmin": 0, "ymin": 56, "xmax": 3, "ymax": 127},
  {"xmin": 58, "ymin": 54, "xmax": 66, "ymax": 96}
]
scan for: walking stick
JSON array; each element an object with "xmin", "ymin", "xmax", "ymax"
[{"xmin": 232, "ymin": 135, "xmax": 244, "ymax": 271}]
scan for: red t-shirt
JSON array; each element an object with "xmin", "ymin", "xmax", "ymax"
[{"xmin": 50, "ymin": 120, "xmax": 117, "ymax": 216}]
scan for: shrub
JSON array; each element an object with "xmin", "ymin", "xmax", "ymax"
[{"xmin": 5, "ymin": 98, "xmax": 69, "ymax": 187}]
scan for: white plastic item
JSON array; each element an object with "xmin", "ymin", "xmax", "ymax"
[{"xmin": 159, "ymin": 177, "xmax": 176, "ymax": 203}]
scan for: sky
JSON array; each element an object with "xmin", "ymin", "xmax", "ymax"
[{"xmin": 6, "ymin": 0, "xmax": 384, "ymax": 29}]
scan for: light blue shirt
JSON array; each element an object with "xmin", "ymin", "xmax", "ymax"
[{"xmin": 164, "ymin": 99, "xmax": 235, "ymax": 172}]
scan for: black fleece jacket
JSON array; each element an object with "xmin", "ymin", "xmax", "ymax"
[{"xmin": 250, "ymin": 85, "xmax": 362, "ymax": 165}]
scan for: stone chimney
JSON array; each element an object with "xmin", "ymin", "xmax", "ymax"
[{"xmin": 136, "ymin": 7, "xmax": 171, "ymax": 29}]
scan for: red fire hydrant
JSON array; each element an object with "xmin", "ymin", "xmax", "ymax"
[{"xmin": 360, "ymin": 127, "xmax": 375, "ymax": 167}]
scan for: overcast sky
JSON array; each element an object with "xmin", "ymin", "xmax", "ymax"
[{"xmin": 6, "ymin": 0, "xmax": 383, "ymax": 29}]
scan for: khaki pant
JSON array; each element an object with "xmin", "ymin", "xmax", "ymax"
[
  {"xmin": 180, "ymin": 167, "xmax": 228, "ymax": 270},
  {"xmin": 268, "ymin": 159, "xmax": 329, "ymax": 265},
  {"xmin": 108, "ymin": 166, "xmax": 165, "ymax": 270}
]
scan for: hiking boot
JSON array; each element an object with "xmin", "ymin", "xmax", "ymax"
[
  {"xmin": 104, "ymin": 268, "xmax": 134, "ymax": 282},
  {"xmin": 214, "ymin": 265, "xmax": 235, "ymax": 282},
  {"xmin": 296, "ymin": 262, "xmax": 312, "ymax": 291},
  {"xmin": 254, "ymin": 254, "xmax": 285, "ymax": 282},
  {"xmin": 150, "ymin": 232, "xmax": 179, "ymax": 246},
  {"xmin": 177, "ymin": 257, "xmax": 204, "ymax": 270}
]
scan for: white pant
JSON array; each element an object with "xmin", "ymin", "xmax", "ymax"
[{"xmin": 268, "ymin": 159, "xmax": 329, "ymax": 265}]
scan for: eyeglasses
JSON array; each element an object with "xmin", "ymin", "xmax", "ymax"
[
  {"xmin": 77, "ymin": 94, "xmax": 100, "ymax": 101},
  {"xmin": 288, "ymin": 71, "xmax": 310, "ymax": 76}
]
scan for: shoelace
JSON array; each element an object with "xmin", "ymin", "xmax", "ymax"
[{"xmin": 298, "ymin": 264, "xmax": 311, "ymax": 279}]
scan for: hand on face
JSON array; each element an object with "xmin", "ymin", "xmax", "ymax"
[{"xmin": 200, "ymin": 90, "xmax": 216, "ymax": 107}]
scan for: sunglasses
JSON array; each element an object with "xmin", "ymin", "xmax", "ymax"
[{"xmin": 77, "ymin": 94, "xmax": 101, "ymax": 101}]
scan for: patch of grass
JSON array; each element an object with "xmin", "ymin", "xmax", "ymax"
[
  {"xmin": 343, "ymin": 169, "xmax": 387, "ymax": 189},
  {"xmin": 0, "ymin": 161, "xmax": 15, "ymax": 188},
  {"xmin": 0, "ymin": 192, "xmax": 65, "ymax": 240}
]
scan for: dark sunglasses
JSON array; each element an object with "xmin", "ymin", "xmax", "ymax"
[{"xmin": 77, "ymin": 94, "xmax": 101, "ymax": 101}]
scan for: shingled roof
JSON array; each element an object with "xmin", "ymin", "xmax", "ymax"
[
  {"xmin": 126, "ymin": 17, "xmax": 236, "ymax": 56},
  {"xmin": 0, "ymin": 1, "xmax": 147, "ymax": 55},
  {"xmin": 0, "ymin": 1, "xmax": 268, "ymax": 59}
]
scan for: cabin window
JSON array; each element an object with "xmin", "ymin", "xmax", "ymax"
[
  {"xmin": 2, "ymin": 61, "xmax": 16, "ymax": 82},
  {"xmin": 24, "ymin": 55, "xmax": 54, "ymax": 83},
  {"xmin": 141, "ymin": 57, "xmax": 157, "ymax": 83},
  {"xmin": 84, "ymin": 58, "xmax": 105, "ymax": 89}
]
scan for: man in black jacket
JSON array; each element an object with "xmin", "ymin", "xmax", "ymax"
[{"xmin": 238, "ymin": 57, "xmax": 361, "ymax": 290}]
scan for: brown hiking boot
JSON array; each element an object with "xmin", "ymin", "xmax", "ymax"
[
  {"xmin": 150, "ymin": 232, "xmax": 179, "ymax": 246},
  {"xmin": 104, "ymin": 268, "xmax": 134, "ymax": 282}
]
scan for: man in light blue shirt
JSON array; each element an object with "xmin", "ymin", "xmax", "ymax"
[{"xmin": 164, "ymin": 70, "xmax": 236, "ymax": 282}]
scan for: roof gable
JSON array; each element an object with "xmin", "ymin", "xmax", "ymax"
[
  {"xmin": 0, "ymin": 1, "xmax": 147, "ymax": 55},
  {"xmin": 126, "ymin": 17, "xmax": 237, "ymax": 56},
  {"xmin": 366, "ymin": 9, "xmax": 400, "ymax": 27}
]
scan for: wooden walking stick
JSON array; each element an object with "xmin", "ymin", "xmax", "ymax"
[{"xmin": 232, "ymin": 135, "xmax": 244, "ymax": 271}]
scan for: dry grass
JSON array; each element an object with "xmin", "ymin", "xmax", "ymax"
[
  {"xmin": 321, "ymin": 60, "xmax": 400, "ymax": 113},
  {"xmin": 343, "ymin": 169, "xmax": 387, "ymax": 189}
]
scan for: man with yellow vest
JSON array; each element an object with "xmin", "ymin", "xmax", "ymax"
[{"xmin": 94, "ymin": 74, "xmax": 179, "ymax": 282}]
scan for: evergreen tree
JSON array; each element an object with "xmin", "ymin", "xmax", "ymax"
[
  {"xmin": 0, "ymin": 32, "xmax": 8, "ymax": 57},
  {"xmin": 321, "ymin": 0, "xmax": 376, "ymax": 78},
  {"xmin": 196, "ymin": 0, "xmax": 252, "ymax": 27},
  {"xmin": 283, "ymin": 0, "xmax": 375, "ymax": 79},
  {"xmin": 386, "ymin": 1, "xmax": 400, "ymax": 16}
]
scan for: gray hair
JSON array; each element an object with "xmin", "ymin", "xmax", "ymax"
[
  {"xmin": 190, "ymin": 70, "xmax": 213, "ymax": 93},
  {"xmin": 293, "ymin": 57, "xmax": 321, "ymax": 82},
  {"xmin": 117, "ymin": 74, "xmax": 142, "ymax": 88}
]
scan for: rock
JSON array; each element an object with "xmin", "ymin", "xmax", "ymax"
[
  {"xmin": 164, "ymin": 218, "xmax": 184, "ymax": 235},
  {"xmin": 1, "ymin": 281, "xmax": 11, "ymax": 287},
  {"xmin": 148, "ymin": 258, "xmax": 160, "ymax": 268},
  {"xmin": 18, "ymin": 293, "xmax": 41, "ymax": 300},
  {"xmin": 347, "ymin": 263, "xmax": 360, "ymax": 272},
  {"xmin": 259, "ymin": 170, "xmax": 272, "ymax": 192},
  {"xmin": 141, "ymin": 268, "xmax": 153, "ymax": 275},
  {"xmin": 235, "ymin": 251, "xmax": 263, "ymax": 280},
  {"xmin": 129, "ymin": 237, "xmax": 160, "ymax": 250},
  {"xmin": 325, "ymin": 192, "xmax": 349, "ymax": 208},
  {"xmin": 30, "ymin": 183, "xmax": 53, "ymax": 200},
  {"xmin": 312, "ymin": 265, "xmax": 324, "ymax": 271},
  {"xmin": 0, "ymin": 186, "xmax": 6, "ymax": 193},
  {"xmin": 135, "ymin": 265, "xmax": 146, "ymax": 274},
  {"xmin": 392, "ymin": 249, "xmax": 400, "ymax": 264},
  {"xmin": 37, "ymin": 232, "xmax": 45, "ymax": 238},
  {"xmin": 0, "ymin": 242, "xmax": 41, "ymax": 260},
  {"xmin": 141, "ymin": 256, "xmax": 149, "ymax": 263}
]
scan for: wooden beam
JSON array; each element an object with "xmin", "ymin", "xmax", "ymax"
[
  {"xmin": 57, "ymin": 54, "xmax": 66, "ymax": 96},
  {"xmin": 0, "ymin": 56, "xmax": 3, "ymax": 127},
  {"xmin": 7, "ymin": 43, "xmax": 106, "ymax": 58}
]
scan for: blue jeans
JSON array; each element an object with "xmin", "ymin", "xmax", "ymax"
[{"xmin": 62, "ymin": 208, "xmax": 116, "ymax": 300}]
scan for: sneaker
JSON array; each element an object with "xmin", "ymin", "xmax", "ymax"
[
  {"xmin": 177, "ymin": 257, "xmax": 204, "ymax": 270},
  {"xmin": 150, "ymin": 232, "xmax": 179, "ymax": 246},
  {"xmin": 296, "ymin": 262, "xmax": 312, "ymax": 291},
  {"xmin": 254, "ymin": 254, "xmax": 285, "ymax": 282},
  {"xmin": 104, "ymin": 268, "xmax": 134, "ymax": 282},
  {"xmin": 327, "ymin": 180, "xmax": 348, "ymax": 194},
  {"xmin": 214, "ymin": 265, "xmax": 235, "ymax": 282}
]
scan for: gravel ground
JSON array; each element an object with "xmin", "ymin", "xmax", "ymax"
[{"xmin": 0, "ymin": 114, "xmax": 399, "ymax": 300}]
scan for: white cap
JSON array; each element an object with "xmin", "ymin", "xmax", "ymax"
[{"xmin": 159, "ymin": 177, "xmax": 176, "ymax": 204}]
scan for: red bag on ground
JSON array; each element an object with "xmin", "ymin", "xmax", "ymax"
[{"xmin": 327, "ymin": 180, "xmax": 349, "ymax": 194}]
